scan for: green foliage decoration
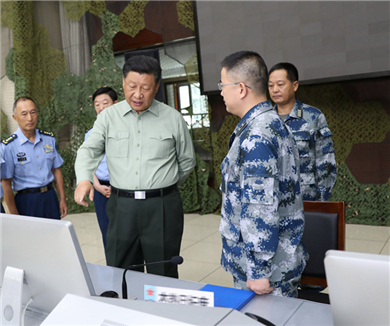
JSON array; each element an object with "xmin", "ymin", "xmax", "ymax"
[
  {"xmin": 296, "ymin": 84, "xmax": 390, "ymax": 164},
  {"xmin": 331, "ymin": 163, "xmax": 390, "ymax": 226},
  {"xmin": 179, "ymin": 169, "xmax": 200, "ymax": 213},
  {"xmin": 179, "ymin": 153, "xmax": 221, "ymax": 214},
  {"xmin": 1, "ymin": 1, "xmax": 66, "ymax": 108},
  {"xmin": 119, "ymin": 1, "xmax": 148, "ymax": 37},
  {"xmin": 1, "ymin": 110, "xmax": 8, "ymax": 140},
  {"xmin": 210, "ymin": 115, "xmax": 240, "ymax": 194},
  {"xmin": 5, "ymin": 48, "xmax": 27, "ymax": 99},
  {"xmin": 177, "ymin": 0, "xmax": 195, "ymax": 31},
  {"xmin": 49, "ymin": 11, "xmax": 123, "ymax": 214},
  {"xmin": 297, "ymin": 83, "xmax": 390, "ymax": 225},
  {"xmin": 62, "ymin": 1, "xmax": 106, "ymax": 21}
]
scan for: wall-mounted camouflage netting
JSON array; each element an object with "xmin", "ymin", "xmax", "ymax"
[
  {"xmin": 1, "ymin": 0, "xmax": 220, "ymax": 215},
  {"xmin": 296, "ymin": 84, "xmax": 390, "ymax": 225}
]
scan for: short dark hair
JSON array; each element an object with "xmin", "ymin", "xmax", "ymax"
[
  {"xmin": 221, "ymin": 51, "xmax": 268, "ymax": 95},
  {"xmin": 92, "ymin": 87, "xmax": 118, "ymax": 102},
  {"xmin": 269, "ymin": 62, "xmax": 299, "ymax": 83},
  {"xmin": 13, "ymin": 97, "xmax": 37, "ymax": 113},
  {"xmin": 122, "ymin": 55, "xmax": 162, "ymax": 85}
]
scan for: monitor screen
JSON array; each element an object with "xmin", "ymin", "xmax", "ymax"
[
  {"xmin": 195, "ymin": 1, "xmax": 390, "ymax": 94},
  {"xmin": 325, "ymin": 250, "xmax": 390, "ymax": 326},
  {"xmin": 0, "ymin": 214, "xmax": 95, "ymax": 314}
]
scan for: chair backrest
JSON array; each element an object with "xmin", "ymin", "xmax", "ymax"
[{"xmin": 300, "ymin": 201, "xmax": 345, "ymax": 287}]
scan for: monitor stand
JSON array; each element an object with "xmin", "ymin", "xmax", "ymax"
[{"xmin": 1, "ymin": 266, "xmax": 25, "ymax": 326}]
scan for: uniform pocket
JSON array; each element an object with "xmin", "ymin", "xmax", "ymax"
[
  {"xmin": 293, "ymin": 131, "xmax": 311, "ymax": 158},
  {"xmin": 149, "ymin": 132, "xmax": 174, "ymax": 159},
  {"xmin": 106, "ymin": 131, "xmax": 129, "ymax": 158},
  {"xmin": 15, "ymin": 156, "xmax": 33, "ymax": 177},
  {"xmin": 242, "ymin": 174, "xmax": 274, "ymax": 205},
  {"xmin": 301, "ymin": 172, "xmax": 316, "ymax": 186},
  {"xmin": 45, "ymin": 152, "xmax": 55, "ymax": 169}
]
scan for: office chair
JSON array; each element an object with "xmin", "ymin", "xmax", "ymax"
[{"xmin": 298, "ymin": 201, "xmax": 346, "ymax": 304}]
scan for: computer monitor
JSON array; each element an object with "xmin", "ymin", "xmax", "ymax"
[
  {"xmin": 324, "ymin": 250, "xmax": 390, "ymax": 326},
  {"xmin": 0, "ymin": 213, "xmax": 95, "ymax": 315}
]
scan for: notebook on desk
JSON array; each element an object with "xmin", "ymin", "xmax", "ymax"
[
  {"xmin": 200, "ymin": 284, "xmax": 255, "ymax": 310},
  {"xmin": 324, "ymin": 250, "xmax": 390, "ymax": 326}
]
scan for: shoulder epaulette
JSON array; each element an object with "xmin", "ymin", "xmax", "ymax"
[
  {"xmin": 86, "ymin": 126, "xmax": 93, "ymax": 133},
  {"xmin": 2, "ymin": 134, "xmax": 17, "ymax": 145},
  {"xmin": 39, "ymin": 130, "xmax": 54, "ymax": 137}
]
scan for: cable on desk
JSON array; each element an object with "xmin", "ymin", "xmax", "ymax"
[{"xmin": 21, "ymin": 297, "xmax": 33, "ymax": 326}]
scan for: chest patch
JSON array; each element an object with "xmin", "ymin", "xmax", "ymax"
[{"xmin": 44, "ymin": 144, "xmax": 54, "ymax": 153}]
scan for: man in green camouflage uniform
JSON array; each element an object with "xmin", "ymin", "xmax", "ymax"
[{"xmin": 219, "ymin": 51, "xmax": 308, "ymax": 297}]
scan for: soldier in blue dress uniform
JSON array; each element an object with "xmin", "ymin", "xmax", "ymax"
[
  {"xmin": 219, "ymin": 51, "xmax": 308, "ymax": 298},
  {"xmin": 1, "ymin": 97, "xmax": 67, "ymax": 219},
  {"xmin": 268, "ymin": 62, "xmax": 337, "ymax": 201},
  {"xmin": 85, "ymin": 87, "xmax": 118, "ymax": 252}
]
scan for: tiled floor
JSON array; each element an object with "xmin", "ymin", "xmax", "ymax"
[{"xmin": 64, "ymin": 212, "xmax": 390, "ymax": 289}]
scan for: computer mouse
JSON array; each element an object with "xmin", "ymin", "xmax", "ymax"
[{"xmin": 100, "ymin": 290, "xmax": 119, "ymax": 298}]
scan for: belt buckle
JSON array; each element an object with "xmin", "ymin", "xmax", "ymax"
[
  {"xmin": 134, "ymin": 191, "xmax": 146, "ymax": 200},
  {"xmin": 40, "ymin": 186, "xmax": 48, "ymax": 193}
]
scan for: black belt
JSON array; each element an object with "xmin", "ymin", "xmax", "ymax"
[
  {"xmin": 17, "ymin": 183, "xmax": 53, "ymax": 195},
  {"xmin": 98, "ymin": 180, "xmax": 110, "ymax": 186},
  {"xmin": 112, "ymin": 184, "xmax": 177, "ymax": 199}
]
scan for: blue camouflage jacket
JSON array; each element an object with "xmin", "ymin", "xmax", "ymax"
[
  {"xmin": 219, "ymin": 100, "xmax": 308, "ymax": 284},
  {"xmin": 278, "ymin": 99, "xmax": 337, "ymax": 201}
]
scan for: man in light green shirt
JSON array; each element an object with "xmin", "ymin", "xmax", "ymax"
[{"xmin": 74, "ymin": 55, "xmax": 196, "ymax": 278}]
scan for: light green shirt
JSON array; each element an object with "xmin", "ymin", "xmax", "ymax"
[{"xmin": 75, "ymin": 99, "xmax": 196, "ymax": 190}]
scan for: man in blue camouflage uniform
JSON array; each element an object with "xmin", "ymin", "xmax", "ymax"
[
  {"xmin": 1, "ymin": 97, "xmax": 67, "ymax": 219},
  {"xmin": 268, "ymin": 63, "xmax": 336, "ymax": 201},
  {"xmin": 219, "ymin": 51, "xmax": 308, "ymax": 298}
]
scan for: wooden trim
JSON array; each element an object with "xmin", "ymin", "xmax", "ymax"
[{"xmin": 300, "ymin": 275, "xmax": 328, "ymax": 287}]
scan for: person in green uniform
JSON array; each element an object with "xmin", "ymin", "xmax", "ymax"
[{"xmin": 74, "ymin": 55, "xmax": 196, "ymax": 278}]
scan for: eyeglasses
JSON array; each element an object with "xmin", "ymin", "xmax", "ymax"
[{"xmin": 217, "ymin": 82, "xmax": 251, "ymax": 91}]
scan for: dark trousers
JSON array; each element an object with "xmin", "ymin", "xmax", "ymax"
[
  {"xmin": 94, "ymin": 188, "xmax": 110, "ymax": 252},
  {"xmin": 1, "ymin": 202, "xmax": 4, "ymax": 213},
  {"xmin": 106, "ymin": 187, "xmax": 183, "ymax": 278},
  {"xmin": 15, "ymin": 187, "xmax": 60, "ymax": 219}
]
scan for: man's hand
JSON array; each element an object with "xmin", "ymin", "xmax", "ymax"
[
  {"xmin": 93, "ymin": 174, "xmax": 111, "ymax": 198},
  {"xmin": 74, "ymin": 180, "xmax": 94, "ymax": 207},
  {"xmin": 246, "ymin": 278, "xmax": 273, "ymax": 295},
  {"xmin": 59, "ymin": 199, "xmax": 68, "ymax": 219},
  {"xmin": 95, "ymin": 184, "xmax": 111, "ymax": 198}
]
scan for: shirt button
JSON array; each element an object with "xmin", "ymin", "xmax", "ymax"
[
  {"xmin": 135, "ymin": 187, "xmax": 138, "ymax": 189},
  {"xmin": 136, "ymin": 172, "xmax": 138, "ymax": 175},
  {"xmin": 137, "ymin": 144, "xmax": 140, "ymax": 147},
  {"xmin": 40, "ymin": 167, "xmax": 42, "ymax": 170},
  {"xmin": 138, "ymin": 117, "xmax": 141, "ymax": 121},
  {"xmin": 37, "ymin": 155, "xmax": 39, "ymax": 158},
  {"xmin": 136, "ymin": 158, "xmax": 139, "ymax": 161},
  {"xmin": 43, "ymin": 178, "xmax": 45, "ymax": 181},
  {"xmin": 138, "ymin": 130, "xmax": 140, "ymax": 133}
]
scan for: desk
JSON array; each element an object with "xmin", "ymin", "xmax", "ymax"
[{"xmin": 87, "ymin": 263, "xmax": 334, "ymax": 326}]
